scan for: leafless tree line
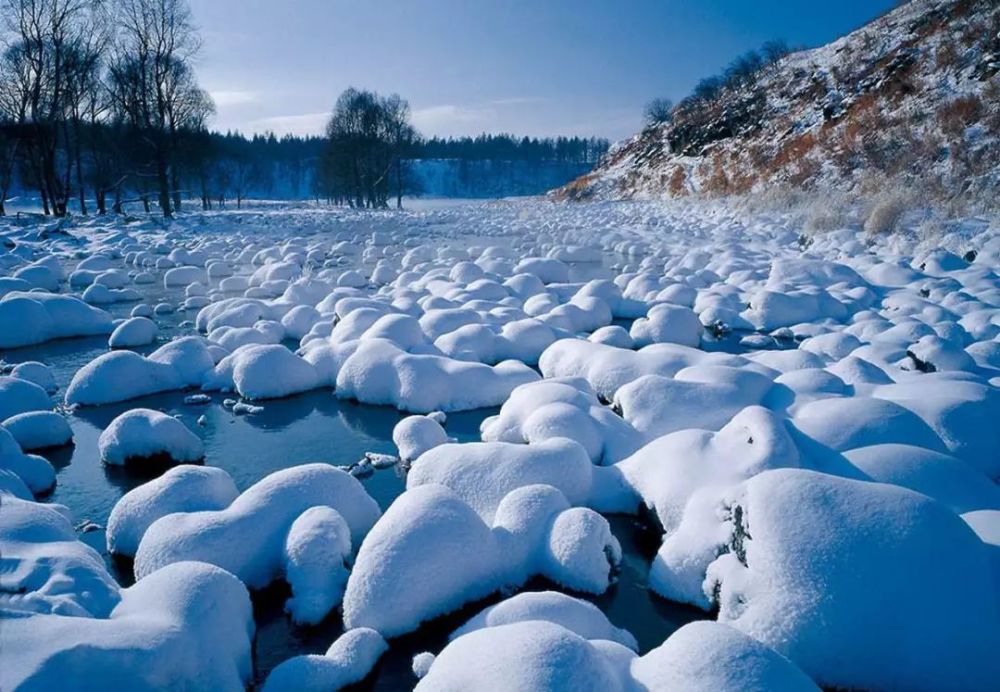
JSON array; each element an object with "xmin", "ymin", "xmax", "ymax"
[{"xmin": 0, "ymin": 0, "xmax": 213, "ymax": 217}]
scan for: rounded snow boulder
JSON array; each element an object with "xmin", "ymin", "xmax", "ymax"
[{"xmin": 98, "ymin": 409, "xmax": 204, "ymax": 466}]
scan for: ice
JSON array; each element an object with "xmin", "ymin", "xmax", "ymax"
[{"xmin": 99, "ymin": 408, "xmax": 204, "ymax": 466}]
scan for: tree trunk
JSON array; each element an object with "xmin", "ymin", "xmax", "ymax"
[
  {"xmin": 396, "ymin": 158, "xmax": 402, "ymax": 209},
  {"xmin": 156, "ymin": 154, "xmax": 173, "ymax": 218}
]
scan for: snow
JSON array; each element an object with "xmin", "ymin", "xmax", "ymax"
[
  {"xmin": 203, "ymin": 343, "xmax": 321, "ymax": 400},
  {"xmin": 0, "ymin": 292, "xmax": 113, "ymax": 348},
  {"xmin": 108, "ymin": 316, "xmax": 158, "ymax": 348},
  {"xmin": 4, "ymin": 194, "xmax": 1000, "ymax": 687},
  {"xmin": 1, "ymin": 561, "xmax": 254, "ymax": 691},
  {"xmin": 450, "ymin": 590, "xmax": 637, "ymax": 650},
  {"xmin": 262, "ymin": 628, "xmax": 387, "ymax": 692},
  {"xmin": 98, "ymin": 408, "xmax": 204, "ymax": 466},
  {"xmin": 106, "ymin": 465, "xmax": 240, "ymax": 556},
  {"xmin": 283, "ymin": 505, "xmax": 353, "ymax": 625},
  {"xmin": 3, "ymin": 411, "xmax": 73, "ymax": 451},
  {"xmin": 654, "ymin": 469, "xmax": 1000, "ymax": 690},
  {"xmin": 0, "ymin": 376, "xmax": 53, "ymax": 421},
  {"xmin": 134, "ymin": 464, "xmax": 380, "ymax": 620},
  {"xmin": 0, "ymin": 425, "xmax": 56, "ymax": 495},
  {"xmin": 631, "ymin": 621, "xmax": 818, "ymax": 691},
  {"xmin": 392, "ymin": 414, "xmax": 450, "ymax": 462},
  {"xmin": 0, "ymin": 494, "xmax": 119, "ymax": 617},
  {"xmin": 9, "ymin": 361, "xmax": 58, "ymax": 394},
  {"xmin": 335, "ymin": 338, "xmax": 539, "ymax": 413},
  {"xmin": 342, "ymin": 484, "xmax": 620, "ymax": 637}
]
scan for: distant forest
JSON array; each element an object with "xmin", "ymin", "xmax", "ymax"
[{"xmin": 0, "ymin": 0, "xmax": 608, "ymax": 217}]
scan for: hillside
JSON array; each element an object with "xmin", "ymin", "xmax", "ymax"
[{"xmin": 557, "ymin": 0, "xmax": 1000, "ymax": 207}]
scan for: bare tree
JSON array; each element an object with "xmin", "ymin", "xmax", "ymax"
[
  {"xmin": 643, "ymin": 98, "xmax": 674, "ymax": 127},
  {"xmin": 108, "ymin": 0, "xmax": 206, "ymax": 217}
]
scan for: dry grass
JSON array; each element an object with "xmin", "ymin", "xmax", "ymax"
[{"xmin": 864, "ymin": 191, "xmax": 912, "ymax": 235}]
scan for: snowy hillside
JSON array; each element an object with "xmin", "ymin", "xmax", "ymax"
[{"xmin": 558, "ymin": 0, "xmax": 1000, "ymax": 205}]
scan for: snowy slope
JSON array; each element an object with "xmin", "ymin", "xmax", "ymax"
[{"xmin": 558, "ymin": 0, "xmax": 1000, "ymax": 204}]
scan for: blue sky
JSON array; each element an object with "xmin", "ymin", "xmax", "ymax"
[{"xmin": 191, "ymin": 0, "xmax": 899, "ymax": 141}]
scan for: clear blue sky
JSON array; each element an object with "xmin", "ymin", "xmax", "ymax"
[{"xmin": 190, "ymin": 0, "xmax": 899, "ymax": 142}]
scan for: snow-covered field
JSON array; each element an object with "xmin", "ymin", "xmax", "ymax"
[{"xmin": 2, "ymin": 198, "xmax": 999, "ymax": 690}]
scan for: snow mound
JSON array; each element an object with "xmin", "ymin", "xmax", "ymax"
[
  {"xmin": 262, "ymin": 628, "xmax": 387, "ymax": 692},
  {"xmin": 1, "ymin": 561, "xmax": 254, "ymax": 691},
  {"xmin": 0, "ymin": 494, "xmax": 119, "ymax": 617},
  {"xmin": 336, "ymin": 339, "xmax": 539, "ymax": 412},
  {"xmin": 655, "ymin": 469, "xmax": 1000, "ymax": 690},
  {"xmin": 203, "ymin": 344, "xmax": 321, "ymax": 400},
  {"xmin": 0, "ymin": 292, "xmax": 112, "ymax": 348},
  {"xmin": 134, "ymin": 464, "xmax": 380, "ymax": 622},
  {"xmin": 451, "ymin": 590, "xmax": 637, "ymax": 650},
  {"xmin": 0, "ymin": 376, "xmax": 53, "ymax": 421},
  {"xmin": 106, "ymin": 465, "xmax": 239, "ymax": 556},
  {"xmin": 480, "ymin": 377, "xmax": 642, "ymax": 464},
  {"xmin": 392, "ymin": 414, "xmax": 450, "ymax": 462},
  {"xmin": 342, "ymin": 484, "xmax": 620, "ymax": 637},
  {"xmin": 98, "ymin": 409, "xmax": 204, "ymax": 466},
  {"xmin": 108, "ymin": 316, "xmax": 158, "ymax": 348},
  {"xmin": 3, "ymin": 411, "xmax": 73, "ymax": 451}
]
